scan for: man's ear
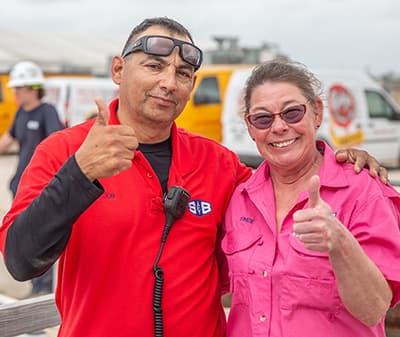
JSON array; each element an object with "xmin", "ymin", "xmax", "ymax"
[
  {"xmin": 111, "ymin": 56, "xmax": 124, "ymax": 85},
  {"xmin": 191, "ymin": 73, "xmax": 197, "ymax": 91}
]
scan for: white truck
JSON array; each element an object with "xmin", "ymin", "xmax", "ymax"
[
  {"xmin": 222, "ymin": 68, "xmax": 400, "ymax": 168},
  {"xmin": 43, "ymin": 77, "xmax": 119, "ymax": 127}
]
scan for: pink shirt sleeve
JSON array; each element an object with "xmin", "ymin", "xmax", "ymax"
[{"xmin": 348, "ymin": 185, "xmax": 400, "ymax": 306}]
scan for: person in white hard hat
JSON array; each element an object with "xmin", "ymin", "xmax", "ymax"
[{"xmin": 0, "ymin": 61, "xmax": 63, "ymax": 296}]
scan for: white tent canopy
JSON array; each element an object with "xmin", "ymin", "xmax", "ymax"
[{"xmin": 0, "ymin": 30, "xmax": 127, "ymax": 75}]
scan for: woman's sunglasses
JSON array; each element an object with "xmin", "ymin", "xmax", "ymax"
[
  {"xmin": 121, "ymin": 35, "xmax": 203, "ymax": 71},
  {"xmin": 246, "ymin": 104, "xmax": 307, "ymax": 130}
]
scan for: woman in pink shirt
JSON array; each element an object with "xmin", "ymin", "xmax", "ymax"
[{"xmin": 222, "ymin": 60, "xmax": 400, "ymax": 337}]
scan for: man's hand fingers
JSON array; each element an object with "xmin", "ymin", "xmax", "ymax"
[
  {"xmin": 366, "ymin": 155, "xmax": 389, "ymax": 183},
  {"xmin": 335, "ymin": 148, "xmax": 389, "ymax": 184},
  {"xmin": 334, "ymin": 149, "xmax": 349, "ymax": 163},
  {"xmin": 335, "ymin": 149, "xmax": 364, "ymax": 173},
  {"xmin": 371, "ymin": 164, "xmax": 389, "ymax": 184},
  {"xmin": 349, "ymin": 149, "xmax": 367, "ymax": 173},
  {"xmin": 94, "ymin": 98, "xmax": 109, "ymax": 126}
]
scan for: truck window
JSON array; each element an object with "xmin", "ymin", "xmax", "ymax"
[
  {"xmin": 365, "ymin": 90, "xmax": 396, "ymax": 119},
  {"xmin": 193, "ymin": 77, "xmax": 220, "ymax": 105}
]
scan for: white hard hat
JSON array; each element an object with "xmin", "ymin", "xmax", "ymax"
[{"xmin": 8, "ymin": 61, "xmax": 45, "ymax": 88}]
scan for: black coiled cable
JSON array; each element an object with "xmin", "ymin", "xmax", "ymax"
[
  {"xmin": 153, "ymin": 243, "xmax": 166, "ymax": 337},
  {"xmin": 152, "ymin": 186, "xmax": 190, "ymax": 337}
]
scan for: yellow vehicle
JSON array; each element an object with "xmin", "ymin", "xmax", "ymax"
[
  {"xmin": 0, "ymin": 73, "xmax": 18, "ymax": 136},
  {"xmin": 176, "ymin": 64, "xmax": 253, "ymax": 142}
]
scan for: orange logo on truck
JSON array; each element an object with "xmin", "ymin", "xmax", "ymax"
[
  {"xmin": 328, "ymin": 84, "xmax": 356, "ymax": 127},
  {"xmin": 327, "ymin": 83, "xmax": 364, "ymax": 147}
]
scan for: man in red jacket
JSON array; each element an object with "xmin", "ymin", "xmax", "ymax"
[{"xmin": 0, "ymin": 17, "xmax": 386, "ymax": 337}]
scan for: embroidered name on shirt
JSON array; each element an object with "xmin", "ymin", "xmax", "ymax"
[
  {"xmin": 240, "ymin": 216, "xmax": 254, "ymax": 224},
  {"xmin": 104, "ymin": 192, "xmax": 116, "ymax": 199},
  {"xmin": 188, "ymin": 200, "xmax": 212, "ymax": 216}
]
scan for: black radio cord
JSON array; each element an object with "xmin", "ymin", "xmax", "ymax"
[
  {"xmin": 153, "ymin": 215, "xmax": 174, "ymax": 337},
  {"xmin": 153, "ymin": 241, "xmax": 166, "ymax": 337},
  {"xmin": 152, "ymin": 186, "xmax": 190, "ymax": 337}
]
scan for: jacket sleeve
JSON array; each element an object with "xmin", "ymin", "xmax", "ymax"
[{"xmin": 5, "ymin": 155, "xmax": 103, "ymax": 281}]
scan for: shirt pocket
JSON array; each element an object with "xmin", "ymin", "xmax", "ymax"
[
  {"xmin": 26, "ymin": 123, "xmax": 43, "ymax": 143},
  {"xmin": 221, "ymin": 228, "xmax": 263, "ymax": 303},
  {"xmin": 280, "ymin": 275, "xmax": 341, "ymax": 312},
  {"xmin": 280, "ymin": 234, "xmax": 341, "ymax": 313},
  {"xmin": 222, "ymin": 228, "xmax": 263, "ymax": 273}
]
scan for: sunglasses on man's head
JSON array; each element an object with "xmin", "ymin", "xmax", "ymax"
[
  {"xmin": 246, "ymin": 104, "xmax": 307, "ymax": 130},
  {"xmin": 122, "ymin": 35, "xmax": 203, "ymax": 71}
]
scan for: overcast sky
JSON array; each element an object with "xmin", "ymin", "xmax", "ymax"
[{"xmin": 3, "ymin": 0, "xmax": 400, "ymax": 76}]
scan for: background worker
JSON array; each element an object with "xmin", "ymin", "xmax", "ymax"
[
  {"xmin": 0, "ymin": 60, "xmax": 63, "ymax": 297},
  {"xmin": 0, "ymin": 61, "xmax": 63, "ymax": 198},
  {"xmin": 0, "ymin": 18, "xmax": 388, "ymax": 337}
]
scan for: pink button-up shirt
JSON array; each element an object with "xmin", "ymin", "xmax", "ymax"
[{"xmin": 222, "ymin": 142, "xmax": 400, "ymax": 337}]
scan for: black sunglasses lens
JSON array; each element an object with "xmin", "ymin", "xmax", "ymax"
[
  {"xmin": 125, "ymin": 35, "xmax": 202, "ymax": 69},
  {"xmin": 147, "ymin": 36, "xmax": 174, "ymax": 55},
  {"xmin": 281, "ymin": 105, "xmax": 306, "ymax": 123},
  {"xmin": 248, "ymin": 114, "xmax": 273, "ymax": 129},
  {"xmin": 148, "ymin": 37, "xmax": 201, "ymax": 68},
  {"xmin": 181, "ymin": 43, "xmax": 201, "ymax": 67}
]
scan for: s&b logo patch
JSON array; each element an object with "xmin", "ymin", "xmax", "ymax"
[{"xmin": 188, "ymin": 200, "xmax": 212, "ymax": 216}]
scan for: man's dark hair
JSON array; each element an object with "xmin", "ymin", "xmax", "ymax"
[
  {"xmin": 121, "ymin": 17, "xmax": 194, "ymax": 56},
  {"xmin": 37, "ymin": 87, "xmax": 45, "ymax": 100}
]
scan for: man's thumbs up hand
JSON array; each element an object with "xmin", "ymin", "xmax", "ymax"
[
  {"xmin": 75, "ymin": 99, "xmax": 138, "ymax": 181},
  {"xmin": 94, "ymin": 98, "xmax": 110, "ymax": 126}
]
